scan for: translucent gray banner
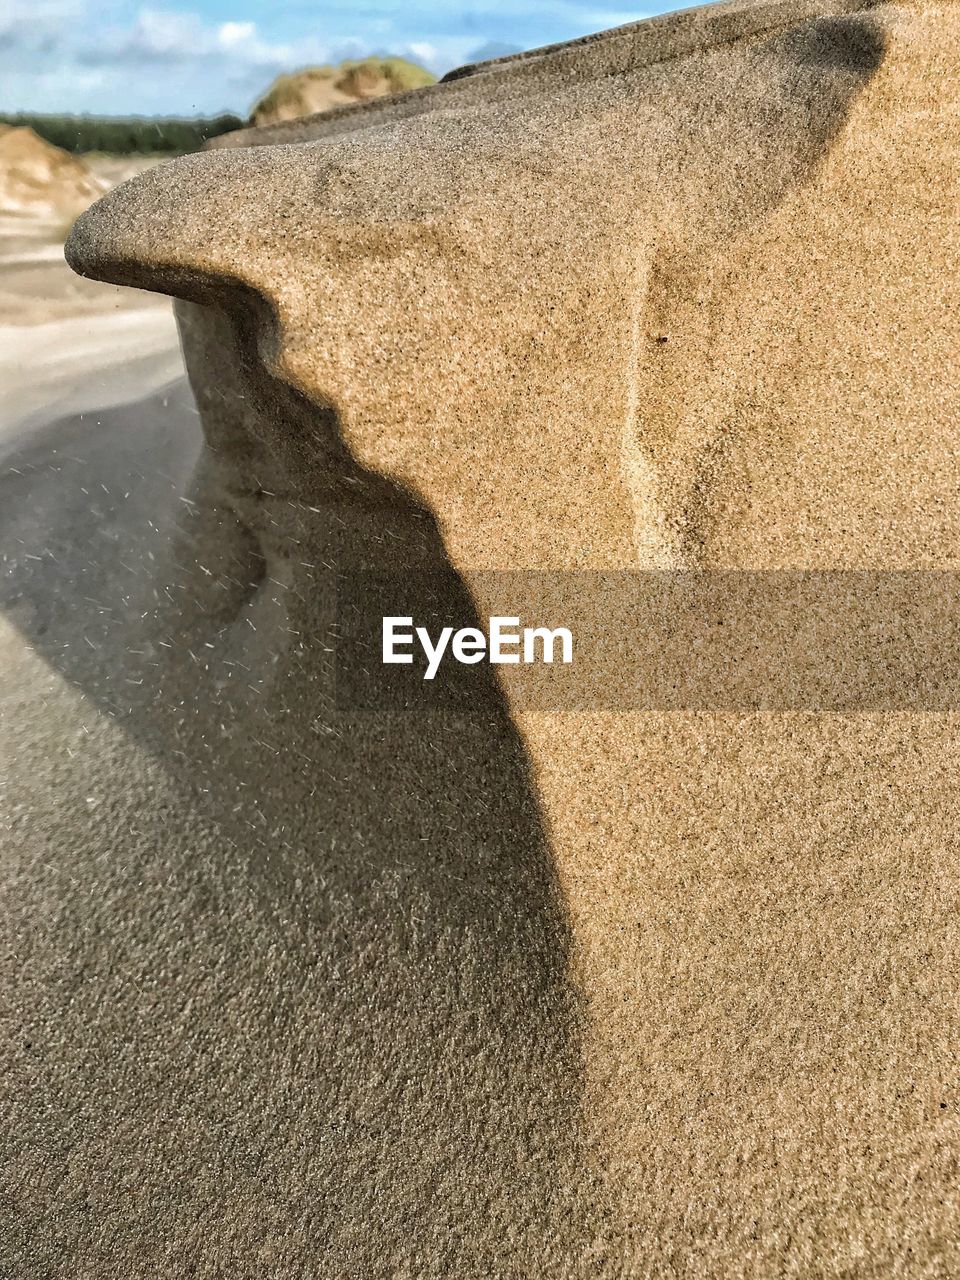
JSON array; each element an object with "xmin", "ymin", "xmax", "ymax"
[{"xmin": 334, "ymin": 571, "xmax": 960, "ymax": 711}]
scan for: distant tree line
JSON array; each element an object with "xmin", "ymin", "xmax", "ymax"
[{"xmin": 0, "ymin": 113, "xmax": 244, "ymax": 155}]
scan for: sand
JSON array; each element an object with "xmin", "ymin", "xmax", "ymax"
[
  {"xmin": 3, "ymin": 0, "xmax": 960, "ymax": 1274},
  {"xmin": 0, "ymin": 195, "xmax": 182, "ymax": 446},
  {"xmin": 249, "ymin": 58, "xmax": 435, "ymax": 128},
  {"xmin": 0, "ymin": 126, "xmax": 105, "ymax": 221}
]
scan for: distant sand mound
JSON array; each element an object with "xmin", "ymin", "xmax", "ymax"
[
  {"xmin": 0, "ymin": 125, "xmax": 105, "ymax": 219},
  {"xmin": 250, "ymin": 56, "xmax": 435, "ymax": 126}
]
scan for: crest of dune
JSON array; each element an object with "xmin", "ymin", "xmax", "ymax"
[
  {"xmin": 248, "ymin": 56, "xmax": 436, "ymax": 127},
  {"xmin": 0, "ymin": 125, "xmax": 106, "ymax": 218},
  {"xmin": 7, "ymin": 0, "xmax": 956, "ymax": 1273}
]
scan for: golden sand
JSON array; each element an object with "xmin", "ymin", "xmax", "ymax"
[{"xmin": 2, "ymin": 0, "xmax": 957, "ymax": 1273}]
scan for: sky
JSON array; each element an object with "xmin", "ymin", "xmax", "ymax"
[{"xmin": 0, "ymin": 0, "xmax": 677, "ymax": 117}]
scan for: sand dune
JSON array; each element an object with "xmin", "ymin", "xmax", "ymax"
[
  {"xmin": 249, "ymin": 56, "xmax": 435, "ymax": 128},
  {"xmin": 0, "ymin": 126, "xmax": 105, "ymax": 220},
  {"xmin": 4, "ymin": 0, "xmax": 960, "ymax": 1275}
]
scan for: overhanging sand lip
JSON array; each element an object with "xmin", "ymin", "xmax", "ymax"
[
  {"xmin": 63, "ymin": 0, "xmax": 895, "ymax": 575},
  {"xmin": 63, "ymin": 0, "xmax": 887, "ymax": 307},
  {"xmin": 208, "ymin": 0, "xmax": 885, "ymax": 150},
  {"xmin": 64, "ymin": 147, "xmax": 275, "ymax": 299}
]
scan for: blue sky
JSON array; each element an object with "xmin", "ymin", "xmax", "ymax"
[{"xmin": 0, "ymin": 0, "xmax": 678, "ymax": 117}]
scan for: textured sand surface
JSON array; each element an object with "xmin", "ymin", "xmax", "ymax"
[{"xmin": 4, "ymin": 0, "xmax": 960, "ymax": 1274}]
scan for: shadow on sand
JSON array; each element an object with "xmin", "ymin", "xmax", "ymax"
[{"xmin": 0, "ymin": 353, "xmax": 598, "ymax": 1271}]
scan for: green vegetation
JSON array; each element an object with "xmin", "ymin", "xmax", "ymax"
[
  {"xmin": 0, "ymin": 113, "xmax": 243, "ymax": 155},
  {"xmin": 337, "ymin": 55, "xmax": 436, "ymax": 95}
]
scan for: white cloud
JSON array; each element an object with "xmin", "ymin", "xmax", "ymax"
[
  {"xmin": 407, "ymin": 41, "xmax": 439, "ymax": 63},
  {"xmin": 119, "ymin": 9, "xmax": 204, "ymax": 59},
  {"xmin": 0, "ymin": 0, "xmax": 80, "ymax": 32},
  {"xmin": 0, "ymin": 0, "xmax": 662, "ymax": 115},
  {"xmin": 218, "ymin": 21, "xmax": 256, "ymax": 48},
  {"xmin": 84, "ymin": 8, "xmax": 302, "ymax": 70}
]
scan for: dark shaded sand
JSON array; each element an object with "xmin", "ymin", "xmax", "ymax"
[
  {"xmin": 1, "ymin": 381, "xmax": 587, "ymax": 1273},
  {"xmin": 3, "ymin": 0, "xmax": 960, "ymax": 1274}
]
